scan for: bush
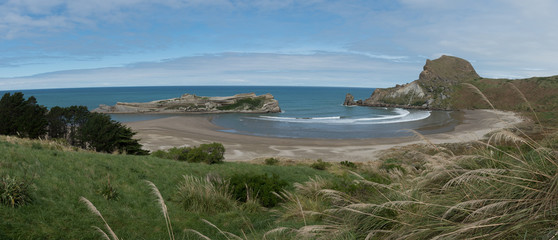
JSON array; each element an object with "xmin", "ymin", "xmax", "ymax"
[
  {"xmin": 186, "ymin": 142, "xmax": 225, "ymax": 164},
  {"xmin": 0, "ymin": 175, "xmax": 33, "ymax": 208},
  {"xmin": 152, "ymin": 147, "xmax": 189, "ymax": 161},
  {"xmin": 339, "ymin": 161, "xmax": 357, "ymax": 168},
  {"xmin": 311, "ymin": 159, "xmax": 331, "ymax": 170},
  {"xmin": 264, "ymin": 157, "xmax": 279, "ymax": 165},
  {"xmin": 229, "ymin": 173, "xmax": 288, "ymax": 208},
  {"xmin": 152, "ymin": 143, "xmax": 225, "ymax": 164},
  {"xmin": 97, "ymin": 177, "xmax": 119, "ymax": 201}
]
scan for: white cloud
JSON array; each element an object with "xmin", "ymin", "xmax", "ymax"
[
  {"xmin": 356, "ymin": 0, "xmax": 558, "ymax": 79},
  {"xmin": 2, "ymin": 0, "xmax": 558, "ymax": 88}
]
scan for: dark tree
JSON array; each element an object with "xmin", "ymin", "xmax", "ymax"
[
  {"xmin": 20, "ymin": 96, "xmax": 48, "ymax": 139},
  {"xmin": 64, "ymin": 106, "xmax": 90, "ymax": 147},
  {"xmin": 0, "ymin": 92, "xmax": 147, "ymax": 155},
  {"xmin": 79, "ymin": 113, "xmax": 148, "ymax": 155},
  {"xmin": 0, "ymin": 93, "xmax": 47, "ymax": 138},
  {"xmin": 46, "ymin": 106, "xmax": 67, "ymax": 139}
]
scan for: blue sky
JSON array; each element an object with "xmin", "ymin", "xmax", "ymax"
[{"xmin": 1, "ymin": 0, "xmax": 558, "ymax": 90}]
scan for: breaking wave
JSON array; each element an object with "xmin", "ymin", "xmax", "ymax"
[{"xmin": 254, "ymin": 108, "xmax": 431, "ymax": 125}]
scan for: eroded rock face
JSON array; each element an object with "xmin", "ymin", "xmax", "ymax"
[
  {"xmin": 343, "ymin": 93, "xmax": 356, "ymax": 106},
  {"xmin": 348, "ymin": 55, "xmax": 480, "ymax": 110},
  {"xmin": 92, "ymin": 93, "xmax": 281, "ymax": 114}
]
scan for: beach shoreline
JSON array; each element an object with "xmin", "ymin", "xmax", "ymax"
[{"xmin": 126, "ymin": 109, "xmax": 523, "ymax": 162}]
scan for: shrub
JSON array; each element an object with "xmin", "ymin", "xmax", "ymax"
[
  {"xmin": 152, "ymin": 143, "xmax": 225, "ymax": 164},
  {"xmin": 0, "ymin": 175, "xmax": 33, "ymax": 208},
  {"xmin": 186, "ymin": 142, "xmax": 225, "ymax": 164},
  {"xmin": 175, "ymin": 174, "xmax": 236, "ymax": 213},
  {"xmin": 264, "ymin": 157, "xmax": 279, "ymax": 165},
  {"xmin": 310, "ymin": 159, "xmax": 331, "ymax": 170},
  {"xmin": 229, "ymin": 173, "xmax": 288, "ymax": 208},
  {"xmin": 339, "ymin": 161, "xmax": 357, "ymax": 168},
  {"xmin": 97, "ymin": 177, "xmax": 119, "ymax": 201},
  {"xmin": 152, "ymin": 147, "xmax": 189, "ymax": 161}
]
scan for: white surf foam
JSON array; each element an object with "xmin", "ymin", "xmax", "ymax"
[{"xmin": 255, "ymin": 108, "xmax": 430, "ymax": 125}]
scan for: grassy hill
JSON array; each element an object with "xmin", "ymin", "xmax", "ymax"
[
  {"xmin": 4, "ymin": 126, "xmax": 558, "ymax": 239},
  {"xmin": 453, "ymin": 75, "xmax": 558, "ymax": 125},
  {"xmin": 0, "ymin": 136, "xmax": 341, "ymax": 239}
]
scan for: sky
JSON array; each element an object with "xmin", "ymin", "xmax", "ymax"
[{"xmin": 1, "ymin": 0, "xmax": 558, "ymax": 90}]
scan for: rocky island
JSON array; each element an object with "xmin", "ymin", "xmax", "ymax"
[{"xmin": 92, "ymin": 93, "xmax": 281, "ymax": 113}]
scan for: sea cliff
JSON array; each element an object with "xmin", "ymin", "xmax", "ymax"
[
  {"xmin": 92, "ymin": 92, "xmax": 281, "ymax": 114},
  {"xmin": 345, "ymin": 55, "xmax": 480, "ymax": 110}
]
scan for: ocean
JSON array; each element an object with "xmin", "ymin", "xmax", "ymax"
[{"xmin": 2, "ymin": 86, "xmax": 458, "ymax": 139}]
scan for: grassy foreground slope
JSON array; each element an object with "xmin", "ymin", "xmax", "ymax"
[{"xmin": 0, "ymin": 136, "xmax": 335, "ymax": 239}]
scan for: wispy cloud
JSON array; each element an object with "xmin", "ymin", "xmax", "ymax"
[
  {"xmin": 1, "ymin": 0, "xmax": 558, "ymax": 89},
  {"xmin": 0, "ymin": 52, "xmax": 419, "ymax": 90}
]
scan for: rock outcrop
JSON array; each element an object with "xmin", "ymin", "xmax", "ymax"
[
  {"xmin": 343, "ymin": 93, "xmax": 356, "ymax": 106},
  {"xmin": 345, "ymin": 55, "xmax": 480, "ymax": 110},
  {"xmin": 93, "ymin": 93, "xmax": 281, "ymax": 114}
]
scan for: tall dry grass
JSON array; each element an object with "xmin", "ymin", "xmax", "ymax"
[
  {"xmin": 175, "ymin": 174, "xmax": 236, "ymax": 214},
  {"xmin": 267, "ymin": 84, "xmax": 558, "ymax": 239}
]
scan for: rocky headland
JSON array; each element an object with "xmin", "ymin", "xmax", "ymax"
[
  {"xmin": 93, "ymin": 93, "xmax": 281, "ymax": 114},
  {"xmin": 345, "ymin": 55, "xmax": 480, "ymax": 110}
]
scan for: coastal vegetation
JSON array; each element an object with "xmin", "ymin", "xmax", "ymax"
[
  {"xmin": 0, "ymin": 135, "xmax": 335, "ymax": 239},
  {"xmin": 152, "ymin": 143, "xmax": 225, "ymax": 164},
  {"xmin": 5, "ymin": 121, "xmax": 558, "ymax": 239},
  {"xmin": 0, "ymin": 92, "xmax": 147, "ymax": 155}
]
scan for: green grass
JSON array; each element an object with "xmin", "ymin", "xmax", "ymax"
[{"xmin": 0, "ymin": 136, "xmax": 335, "ymax": 239}]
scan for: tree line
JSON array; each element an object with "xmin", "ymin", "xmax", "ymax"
[{"xmin": 0, "ymin": 92, "xmax": 148, "ymax": 155}]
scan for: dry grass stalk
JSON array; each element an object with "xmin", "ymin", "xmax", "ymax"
[
  {"xmin": 464, "ymin": 201, "xmax": 515, "ymax": 222},
  {"xmin": 294, "ymin": 176, "xmax": 328, "ymax": 199},
  {"xmin": 507, "ymin": 82, "xmax": 542, "ymax": 127},
  {"xmin": 79, "ymin": 197, "xmax": 119, "ymax": 240},
  {"xmin": 488, "ymin": 129, "xmax": 530, "ymax": 146},
  {"xmin": 364, "ymin": 229, "xmax": 393, "ymax": 240},
  {"xmin": 404, "ymin": 129, "xmax": 442, "ymax": 153},
  {"xmin": 183, "ymin": 229, "xmax": 212, "ymax": 240},
  {"xmin": 340, "ymin": 206, "xmax": 411, "ymax": 226},
  {"xmin": 264, "ymin": 227, "xmax": 296, "ymax": 239},
  {"xmin": 463, "ymin": 83, "xmax": 495, "ymax": 110},
  {"xmin": 430, "ymin": 216, "xmax": 507, "ymax": 240},
  {"xmin": 92, "ymin": 226, "xmax": 111, "ymax": 240},
  {"xmin": 145, "ymin": 180, "xmax": 175, "ymax": 240},
  {"xmin": 202, "ymin": 219, "xmax": 244, "ymax": 240}
]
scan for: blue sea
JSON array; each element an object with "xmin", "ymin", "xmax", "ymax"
[{"xmin": 2, "ymin": 86, "xmax": 458, "ymax": 139}]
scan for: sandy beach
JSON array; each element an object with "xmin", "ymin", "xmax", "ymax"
[{"xmin": 126, "ymin": 109, "xmax": 523, "ymax": 162}]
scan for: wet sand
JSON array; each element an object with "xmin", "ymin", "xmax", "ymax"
[{"xmin": 126, "ymin": 110, "xmax": 523, "ymax": 162}]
